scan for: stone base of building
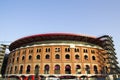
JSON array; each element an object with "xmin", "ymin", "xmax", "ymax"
[
  {"xmin": 5, "ymin": 74, "xmax": 107, "ymax": 80},
  {"xmin": 5, "ymin": 74, "xmax": 120, "ymax": 80}
]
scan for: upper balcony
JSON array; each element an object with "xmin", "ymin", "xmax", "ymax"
[
  {"xmin": 102, "ymin": 40, "xmax": 114, "ymax": 47},
  {"xmin": 98, "ymin": 35, "xmax": 113, "ymax": 42}
]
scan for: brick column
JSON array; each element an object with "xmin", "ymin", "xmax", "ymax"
[
  {"xmin": 61, "ymin": 63, "xmax": 65, "ymax": 74},
  {"xmin": 23, "ymin": 64, "xmax": 26, "ymax": 74},
  {"xmin": 50, "ymin": 63, "xmax": 54, "ymax": 74}
]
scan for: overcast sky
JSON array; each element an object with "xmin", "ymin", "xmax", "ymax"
[{"xmin": 0, "ymin": 0, "xmax": 120, "ymax": 62}]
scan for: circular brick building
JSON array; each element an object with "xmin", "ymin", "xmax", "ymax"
[{"xmin": 6, "ymin": 33, "xmax": 119, "ymax": 79}]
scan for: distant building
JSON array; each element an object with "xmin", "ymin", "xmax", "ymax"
[
  {"xmin": 0, "ymin": 44, "xmax": 8, "ymax": 77},
  {"xmin": 6, "ymin": 33, "xmax": 120, "ymax": 79},
  {"xmin": 1, "ymin": 54, "xmax": 8, "ymax": 77}
]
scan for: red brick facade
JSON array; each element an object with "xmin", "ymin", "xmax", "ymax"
[{"xmin": 6, "ymin": 43, "xmax": 106, "ymax": 76}]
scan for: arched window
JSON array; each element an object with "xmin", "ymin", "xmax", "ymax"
[
  {"xmin": 55, "ymin": 48, "xmax": 60, "ymax": 52},
  {"xmin": 91, "ymin": 50, "xmax": 95, "ymax": 53},
  {"xmin": 83, "ymin": 49, "xmax": 88, "ymax": 53},
  {"xmin": 54, "ymin": 65, "xmax": 60, "ymax": 74},
  {"xmin": 17, "ymin": 57, "xmax": 19, "ymax": 62},
  {"xmin": 22, "ymin": 56, "xmax": 25, "ymax": 61},
  {"xmin": 76, "ymin": 65, "xmax": 81, "ymax": 74},
  {"xmin": 45, "ymin": 54, "xmax": 50, "ymax": 59},
  {"xmin": 22, "ymin": 50, "xmax": 26, "ymax": 54},
  {"xmin": 34, "ymin": 65, "xmax": 40, "ymax": 74},
  {"xmin": 65, "ymin": 48, "xmax": 70, "ymax": 52},
  {"xmin": 46, "ymin": 48, "xmax": 50, "ymax": 52},
  {"xmin": 94, "ymin": 65, "xmax": 98, "ymax": 74},
  {"xmin": 75, "ymin": 48, "xmax": 79, "ymax": 52},
  {"xmin": 36, "ymin": 48, "xmax": 41, "ymax": 53},
  {"xmin": 36, "ymin": 55, "xmax": 40, "ymax": 60},
  {"xmin": 75, "ymin": 55, "xmax": 79, "ymax": 59},
  {"xmin": 84, "ymin": 55, "xmax": 88, "ymax": 60},
  {"xmin": 14, "ymin": 66, "xmax": 17, "ymax": 74},
  {"xmin": 65, "ymin": 54, "xmax": 70, "ymax": 59},
  {"xmin": 65, "ymin": 65, "xmax": 71, "ymax": 74},
  {"xmin": 29, "ymin": 49, "xmax": 33, "ymax": 53},
  {"xmin": 26, "ymin": 65, "xmax": 30, "ymax": 74},
  {"xmin": 55, "ymin": 54, "xmax": 60, "ymax": 59},
  {"xmin": 92, "ymin": 56, "xmax": 96, "ymax": 60},
  {"xmin": 85, "ymin": 65, "xmax": 90, "ymax": 74},
  {"xmin": 29, "ymin": 55, "xmax": 32, "ymax": 60},
  {"xmin": 44, "ymin": 65, "xmax": 50, "ymax": 74},
  {"xmin": 19, "ymin": 65, "xmax": 23, "ymax": 74}
]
